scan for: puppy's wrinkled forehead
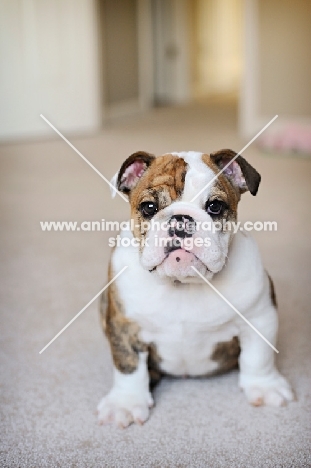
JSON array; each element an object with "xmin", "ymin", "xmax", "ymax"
[
  {"xmin": 131, "ymin": 151, "xmax": 232, "ymax": 207},
  {"xmin": 131, "ymin": 153, "xmax": 188, "ymax": 205},
  {"xmin": 117, "ymin": 149, "xmax": 260, "ymax": 209}
]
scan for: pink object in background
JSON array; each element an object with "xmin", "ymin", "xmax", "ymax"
[{"xmin": 259, "ymin": 123, "xmax": 311, "ymax": 155}]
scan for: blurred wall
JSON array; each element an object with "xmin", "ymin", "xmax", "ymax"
[
  {"xmin": 239, "ymin": 0, "xmax": 311, "ymax": 138},
  {"xmin": 100, "ymin": 0, "xmax": 139, "ymax": 107},
  {"xmin": 259, "ymin": 0, "xmax": 311, "ymax": 117},
  {"xmin": 193, "ymin": 0, "xmax": 243, "ymax": 98},
  {"xmin": 0, "ymin": 0, "xmax": 100, "ymax": 140},
  {"xmin": 152, "ymin": 0, "xmax": 192, "ymax": 105}
]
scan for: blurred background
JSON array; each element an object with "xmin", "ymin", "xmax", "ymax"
[
  {"xmin": 1, "ymin": 0, "xmax": 311, "ymax": 139},
  {"xmin": 1, "ymin": 1, "xmax": 311, "ymax": 467}
]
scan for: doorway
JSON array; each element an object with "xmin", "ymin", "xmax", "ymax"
[
  {"xmin": 192, "ymin": 0, "xmax": 243, "ymax": 102},
  {"xmin": 98, "ymin": 0, "xmax": 243, "ymax": 121}
]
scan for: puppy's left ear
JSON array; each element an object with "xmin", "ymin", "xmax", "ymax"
[{"xmin": 210, "ymin": 149, "xmax": 261, "ymax": 196}]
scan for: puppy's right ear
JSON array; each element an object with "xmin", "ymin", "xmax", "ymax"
[{"xmin": 115, "ymin": 151, "xmax": 155, "ymax": 196}]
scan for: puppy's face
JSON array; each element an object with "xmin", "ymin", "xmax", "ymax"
[{"xmin": 115, "ymin": 150, "xmax": 261, "ymax": 283}]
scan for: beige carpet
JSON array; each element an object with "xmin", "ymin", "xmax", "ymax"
[{"xmin": 1, "ymin": 103, "xmax": 310, "ymax": 467}]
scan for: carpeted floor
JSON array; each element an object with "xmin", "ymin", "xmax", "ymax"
[{"xmin": 1, "ymin": 103, "xmax": 310, "ymax": 467}]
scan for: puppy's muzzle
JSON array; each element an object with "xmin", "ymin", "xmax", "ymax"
[{"xmin": 166, "ymin": 215, "xmax": 196, "ymax": 253}]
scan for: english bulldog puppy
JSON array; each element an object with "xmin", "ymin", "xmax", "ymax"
[{"xmin": 97, "ymin": 150, "xmax": 293, "ymax": 428}]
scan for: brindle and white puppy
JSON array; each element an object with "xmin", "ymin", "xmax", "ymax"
[{"xmin": 97, "ymin": 150, "xmax": 294, "ymax": 428}]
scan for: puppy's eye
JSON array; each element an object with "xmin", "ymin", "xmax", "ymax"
[
  {"xmin": 206, "ymin": 200, "xmax": 226, "ymax": 216},
  {"xmin": 140, "ymin": 201, "xmax": 158, "ymax": 218}
]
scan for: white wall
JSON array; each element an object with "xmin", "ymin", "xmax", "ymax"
[
  {"xmin": 259, "ymin": 0, "xmax": 311, "ymax": 117},
  {"xmin": 0, "ymin": 0, "xmax": 100, "ymax": 140},
  {"xmin": 239, "ymin": 0, "xmax": 311, "ymax": 138},
  {"xmin": 194, "ymin": 0, "xmax": 243, "ymax": 98}
]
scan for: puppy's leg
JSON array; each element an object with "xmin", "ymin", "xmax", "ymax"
[
  {"xmin": 97, "ymin": 352, "xmax": 153, "ymax": 428},
  {"xmin": 98, "ymin": 280, "xmax": 153, "ymax": 428},
  {"xmin": 238, "ymin": 305, "xmax": 294, "ymax": 407}
]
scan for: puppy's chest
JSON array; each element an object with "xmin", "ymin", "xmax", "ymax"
[
  {"xmin": 121, "ymin": 280, "xmax": 240, "ymax": 376},
  {"xmin": 139, "ymin": 318, "xmax": 238, "ymax": 377}
]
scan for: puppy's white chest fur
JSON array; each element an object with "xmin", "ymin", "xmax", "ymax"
[
  {"xmin": 140, "ymin": 320, "xmax": 238, "ymax": 376},
  {"xmin": 125, "ymin": 278, "xmax": 240, "ymax": 376}
]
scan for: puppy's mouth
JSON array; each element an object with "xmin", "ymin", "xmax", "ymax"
[
  {"xmin": 149, "ymin": 248, "xmax": 208, "ymax": 267},
  {"xmin": 149, "ymin": 247, "xmax": 211, "ymax": 281}
]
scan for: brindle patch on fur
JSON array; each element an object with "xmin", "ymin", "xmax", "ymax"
[
  {"xmin": 101, "ymin": 262, "xmax": 162, "ymax": 381},
  {"xmin": 102, "ymin": 262, "xmax": 148, "ymax": 374},
  {"xmin": 99, "ymin": 289, "xmax": 108, "ymax": 332},
  {"xmin": 211, "ymin": 336, "xmax": 241, "ymax": 374},
  {"xmin": 147, "ymin": 343, "xmax": 162, "ymax": 390},
  {"xmin": 129, "ymin": 155, "xmax": 188, "ymax": 239},
  {"xmin": 202, "ymin": 153, "xmax": 240, "ymax": 219},
  {"xmin": 267, "ymin": 273, "xmax": 277, "ymax": 308}
]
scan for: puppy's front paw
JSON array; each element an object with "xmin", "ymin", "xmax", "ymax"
[
  {"xmin": 240, "ymin": 372, "xmax": 294, "ymax": 407},
  {"xmin": 97, "ymin": 389, "xmax": 154, "ymax": 428}
]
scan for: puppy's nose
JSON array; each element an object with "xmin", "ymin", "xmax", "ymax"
[{"xmin": 168, "ymin": 215, "xmax": 195, "ymax": 239}]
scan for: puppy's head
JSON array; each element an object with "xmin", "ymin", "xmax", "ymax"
[{"xmin": 113, "ymin": 150, "xmax": 260, "ymax": 283}]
